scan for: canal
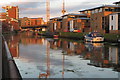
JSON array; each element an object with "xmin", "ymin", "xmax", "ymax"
[{"xmin": 4, "ymin": 32, "xmax": 120, "ymax": 78}]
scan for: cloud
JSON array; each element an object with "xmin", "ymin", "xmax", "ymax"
[
  {"xmin": 12, "ymin": 2, "xmax": 45, "ymax": 8},
  {"xmin": 1, "ymin": 0, "xmax": 120, "ymax": 21}
]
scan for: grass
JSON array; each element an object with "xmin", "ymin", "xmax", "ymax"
[
  {"xmin": 59, "ymin": 32, "xmax": 88, "ymax": 39},
  {"xmin": 59, "ymin": 32, "xmax": 120, "ymax": 42},
  {"xmin": 103, "ymin": 33, "xmax": 120, "ymax": 42},
  {"xmin": 38, "ymin": 31, "xmax": 120, "ymax": 42}
]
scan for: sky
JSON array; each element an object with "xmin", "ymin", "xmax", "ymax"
[{"xmin": 0, "ymin": 0, "xmax": 120, "ymax": 21}]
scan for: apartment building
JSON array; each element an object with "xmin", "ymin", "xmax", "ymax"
[
  {"xmin": 20, "ymin": 17, "xmax": 44, "ymax": 27},
  {"xmin": 109, "ymin": 13, "xmax": 120, "ymax": 33},
  {"xmin": 69, "ymin": 17, "xmax": 90, "ymax": 32},
  {"xmin": 80, "ymin": 5, "xmax": 120, "ymax": 33},
  {"xmin": 92, "ymin": 5, "xmax": 120, "ymax": 33},
  {"xmin": 2, "ymin": 6, "xmax": 19, "ymax": 19},
  {"xmin": 48, "ymin": 17, "xmax": 62, "ymax": 32},
  {"xmin": 1, "ymin": 6, "xmax": 19, "ymax": 30},
  {"xmin": 61, "ymin": 13, "xmax": 88, "ymax": 32}
]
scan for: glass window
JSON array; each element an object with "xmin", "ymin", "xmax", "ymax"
[
  {"xmin": 111, "ymin": 16, "xmax": 113, "ymax": 20},
  {"xmin": 111, "ymin": 25, "xmax": 113, "ymax": 30}
]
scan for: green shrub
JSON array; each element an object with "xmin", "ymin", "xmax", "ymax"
[
  {"xmin": 103, "ymin": 33, "xmax": 120, "ymax": 42},
  {"xmin": 59, "ymin": 32, "xmax": 86, "ymax": 39}
]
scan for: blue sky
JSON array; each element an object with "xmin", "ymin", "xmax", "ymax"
[{"xmin": 0, "ymin": 0, "xmax": 120, "ymax": 21}]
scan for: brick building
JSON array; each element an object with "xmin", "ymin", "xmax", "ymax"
[
  {"xmin": 61, "ymin": 13, "xmax": 88, "ymax": 32},
  {"xmin": 48, "ymin": 13, "xmax": 90, "ymax": 33},
  {"xmin": 48, "ymin": 17, "xmax": 62, "ymax": 32},
  {"xmin": 2, "ymin": 6, "xmax": 19, "ymax": 30},
  {"xmin": 79, "ymin": 5, "xmax": 120, "ymax": 33},
  {"xmin": 19, "ymin": 17, "xmax": 44, "ymax": 27},
  {"xmin": 68, "ymin": 17, "xmax": 90, "ymax": 32}
]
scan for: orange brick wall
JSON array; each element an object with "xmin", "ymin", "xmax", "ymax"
[
  {"xmin": 20, "ymin": 18, "xmax": 44, "ymax": 27},
  {"xmin": 8, "ymin": 7, "xmax": 17, "ymax": 19}
]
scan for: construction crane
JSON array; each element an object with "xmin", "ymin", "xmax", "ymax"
[
  {"xmin": 62, "ymin": 51, "xmax": 65, "ymax": 78},
  {"xmin": 39, "ymin": 41, "xmax": 50, "ymax": 78},
  {"xmin": 62, "ymin": 0, "xmax": 66, "ymax": 15},
  {"xmin": 46, "ymin": 0, "xmax": 50, "ymax": 22}
]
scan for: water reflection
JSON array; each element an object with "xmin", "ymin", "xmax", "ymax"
[
  {"xmin": 5, "ymin": 32, "xmax": 120, "ymax": 78},
  {"xmin": 48, "ymin": 38, "xmax": 120, "ymax": 72}
]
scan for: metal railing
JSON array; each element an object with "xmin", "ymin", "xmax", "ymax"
[{"xmin": 2, "ymin": 35, "xmax": 22, "ymax": 79}]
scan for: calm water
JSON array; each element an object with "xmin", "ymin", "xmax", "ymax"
[{"xmin": 4, "ymin": 32, "xmax": 120, "ymax": 78}]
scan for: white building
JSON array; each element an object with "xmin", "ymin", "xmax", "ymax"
[{"xmin": 109, "ymin": 13, "xmax": 120, "ymax": 33}]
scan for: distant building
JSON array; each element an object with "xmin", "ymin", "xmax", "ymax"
[
  {"xmin": 20, "ymin": 17, "xmax": 44, "ymax": 27},
  {"xmin": 109, "ymin": 13, "xmax": 120, "ymax": 33}
]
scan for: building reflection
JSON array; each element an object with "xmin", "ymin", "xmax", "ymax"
[
  {"xmin": 7, "ymin": 34, "xmax": 20, "ymax": 58},
  {"xmin": 49, "ymin": 39, "xmax": 120, "ymax": 72},
  {"xmin": 7, "ymin": 32, "xmax": 46, "ymax": 58},
  {"xmin": 6, "ymin": 32, "xmax": 120, "ymax": 75},
  {"xmin": 49, "ymin": 39, "xmax": 62, "ymax": 50},
  {"xmin": 109, "ymin": 46, "xmax": 120, "ymax": 72},
  {"xmin": 21, "ymin": 38, "xmax": 45, "ymax": 45}
]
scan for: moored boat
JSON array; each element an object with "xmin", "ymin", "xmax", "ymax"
[{"xmin": 84, "ymin": 32, "xmax": 104, "ymax": 42}]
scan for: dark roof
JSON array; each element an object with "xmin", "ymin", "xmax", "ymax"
[
  {"xmin": 113, "ymin": 1, "xmax": 120, "ymax": 4},
  {"xmin": 73, "ymin": 18, "xmax": 90, "ymax": 20},
  {"xmin": 62, "ymin": 13, "xmax": 87, "ymax": 17},
  {"xmin": 79, "ymin": 5, "xmax": 120, "ymax": 12}
]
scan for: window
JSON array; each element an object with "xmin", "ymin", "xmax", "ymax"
[
  {"xmin": 95, "ymin": 9, "xmax": 98, "ymax": 13},
  {"xmin": 86, "ymin": 20, "xmax": 89, "ymax": 22},
  {"xmin": 111, "ymin": 25, "xmax": 113, "ymax": 30},
  {"xmin": 60, "ymin": 22, "xmax": 62, "ymax": 29},
  {"xmin": 99, "ymin": 8, "xmax": 103, "ymax": 12},
  {"xmin": 111, "ymin": 16, "xmax": 113, "ymax": 20}
]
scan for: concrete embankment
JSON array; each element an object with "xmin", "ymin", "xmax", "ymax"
[{"xmin": 2, "ymin": 36, "xmax": 22, "ymax": 79}]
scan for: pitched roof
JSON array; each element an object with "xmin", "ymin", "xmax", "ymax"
[
  {"xmin": 113, "ymin": 1, "xmax": 120, "ymax": 4},
  {"xmin": 62, "ymin": 13, "xmax": 87, "ymax": 17},
  {"xmin": 50, "ymin": 17, "xmax": 62, "ymax": 20},
  {"xmin": 79, "ymin": 5, "xmax": 120, "ymax": 12}
]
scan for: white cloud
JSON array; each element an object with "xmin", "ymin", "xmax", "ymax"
[{"xmin": 0, "ymin": 0, "xmax": 120, "ymax": 21}]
